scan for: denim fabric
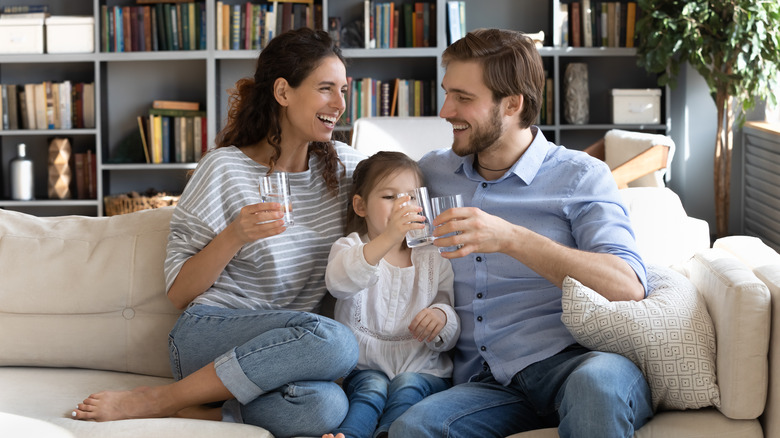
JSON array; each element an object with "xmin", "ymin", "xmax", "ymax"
[
  {"xmin": 389, "ymin": 346, "xmax": 653, "ymax": 438},
  {"xmin": 168, "ymin": 304, "xmax": 359, "ymax": 438},
  {"xmin": 335, "ymin": 369, "xmax": 451, "ymax": 438}
]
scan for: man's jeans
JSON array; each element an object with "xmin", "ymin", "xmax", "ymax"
[
  {"xmin": 168, "ymin": 304, "xmax": 358, "ymax": 438},
  {"xmin": 389, "ymin": 345, "xmax": 653, "ymax": 438},
  {"xmin": 335, "ymin": 369, "xmax": 451, "ymax": 438}
]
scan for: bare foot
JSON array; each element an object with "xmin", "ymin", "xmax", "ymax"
[
  {"xmin": 72, "ymin": 386, "xmax": 178, "ymax": 421},
  {"xmin": 322, "ymin": 434, "xmax": 346, "ymax": 438}
]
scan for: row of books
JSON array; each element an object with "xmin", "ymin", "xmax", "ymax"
[
  {"xmin": 343, "ymin": 77, "xmax": 436, "ymax": 125},
  {"xmin": 537, "ymin": 75, "xmax": 555, "ymax": 126},
  {"xmin": 363, "ymin": 1, "xmax": 436, "ymax": 49},
  {"xmin": 0, "ymin": 82, "xmax": 95, "ymax": 131},
  {"xmin": 558, "ymin": 0, "xmax": 638, "ymax": 48},
  {"xmin": 99, "ymin": 2, "xmax": 206, "ymax": 52},
  {"xmin": 215, "ymin": 1, "xmax": 322, "ymax": 51},
  {"xmin": 138, "ymin": 108, "xmax": 207, "ymax": 164}
]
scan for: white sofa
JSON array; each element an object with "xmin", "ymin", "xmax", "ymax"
[{"xmin": 1, "ymin": 187, "xmax": 779, "ymax": 438}]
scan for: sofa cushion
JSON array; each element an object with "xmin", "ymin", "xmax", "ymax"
[
  {"xmin": 561, "ymin": 265, "xmax": 720, "ymax": 411},
  {"xmin": 0, "ymin": 207, "xmax": 180, "ymax": 378},
  {"xmin": 685, "ymin": 249, "xmax": 771, "ymax": 420},
  {"xmin": 619, "ymin": 188, "xmax": 710, "ymax": 268}
]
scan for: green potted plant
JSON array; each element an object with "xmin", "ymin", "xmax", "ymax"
[{"xmin": 635, "ymin": 0, "xmax": 780, "ymax": 237}]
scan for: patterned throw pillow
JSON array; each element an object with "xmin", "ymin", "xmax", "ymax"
[{"xmin": 561, "ymin": 265, "xmax": 721, "ymax": 411}]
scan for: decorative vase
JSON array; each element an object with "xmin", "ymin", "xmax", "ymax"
[
  {"xmin": 564, "ymin": 63, "xmax": 590, "ymax": 125},
  {"xmin": 10, "ymin": 143, "xmax": 34, "ymax": 200},
  {"xmin": 48, "ymin": 137, "xmax": 72, "ymax": 199}
]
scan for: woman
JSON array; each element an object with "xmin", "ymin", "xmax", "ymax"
[{"xmin": 72, "ymin": 28, "xmax": 364, "ymax": 438}]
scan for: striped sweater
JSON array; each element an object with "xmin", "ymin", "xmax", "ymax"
[{"xmin": 164, "ymin": 142, "xmax": 366, "ymax": 312}]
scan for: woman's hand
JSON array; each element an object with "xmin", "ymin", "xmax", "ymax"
[{"xmin": 228, "ymin": 202, "xmax": 287, "ymax": 244}]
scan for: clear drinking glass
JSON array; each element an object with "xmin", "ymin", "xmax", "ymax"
[
  {"xmin": 399, "ymin": 186, "xmax": 435, "ymax": 247},
  {"xmin": 431, "ymin": 194, "xmax": 464, "ymax": 253},
  {"xmin": 259, "ymin": 172, "xmax": 294, "ymax": 227}
]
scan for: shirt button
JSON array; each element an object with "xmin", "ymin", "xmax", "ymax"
[
  {"xmin": 476, "ymin": 293, "xmax": 483, "ymax": 299},
  {"xmin": 482, "ymin": 182, "xmax": 488, "ymax": 188},
  {"xmin": 476, "ymin": 256, "xmax": 482, "ymax": 262},
  {"xmin": 481, "ymin": 346, "xmax": 487, "ymax": 351},
  {"xmin": 477, "ymin": 316, "xmax": 483, "ymax": 322}
]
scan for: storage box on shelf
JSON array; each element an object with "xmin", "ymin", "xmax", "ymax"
[
  {"xmin": 611, "ymin": 88, "xmax": 662, "ymax": 124},
  {"xmin": 45, "ymin": 16, "xmax": 95, "ymax": 54},
  {"xmin": 0, "ymin": 16, "xmax": 44, "ymax": 54}
]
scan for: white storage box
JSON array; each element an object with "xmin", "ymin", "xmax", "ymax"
[
  {"xmin": 611, "ymin": 89, "xmax": 662, "ymax": 124},
  {"xmin": 0, "ymin": 17, "xmax": 44, "ymax": 54},
  {"xmin": 45, "ymin": 16, "xmax": 94, "ymax": 54}
]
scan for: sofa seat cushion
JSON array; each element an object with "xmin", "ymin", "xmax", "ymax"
[
  {"xmin": 0, "ymin": 367, "xmax": 272, "ymax": 438},
  {"xmin": 504, "ymin": 409, "xmax": 762, "ymax": 438},
  {"xmin": 561, "ymin": 265, "xmax": 720, "ymax": 411},
  {"xmin": 0, "ymin": 207, "xmax": 181, "ymax": 378}
]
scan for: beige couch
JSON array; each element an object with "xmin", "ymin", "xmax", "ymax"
[{"xmin": 1, "ymin": 187, "xmax": 779, "ymax": 438}]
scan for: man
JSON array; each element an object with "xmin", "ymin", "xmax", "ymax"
[{"xmin": 389, "ymin": 29, "xmax": 653, "ymax": 438}]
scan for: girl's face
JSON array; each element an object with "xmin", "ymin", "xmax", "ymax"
[
  {"xmin": 281, "ymin": 55, "xmax": 348, "ymax": 145},
  {"xmin": 354, "ymin": 168, "xmax": 421, "ymax": 240}
]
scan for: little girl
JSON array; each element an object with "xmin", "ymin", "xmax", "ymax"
[{"xmin": 323, "ymin": 151, "xmax": 460, "ymax": 438}]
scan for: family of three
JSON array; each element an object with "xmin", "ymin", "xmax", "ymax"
[{"xmin": 73, "ymin": 26, "xmax": 652, "ymax": 438}]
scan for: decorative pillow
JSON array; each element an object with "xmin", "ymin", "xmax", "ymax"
[{"xmin": 561, "ymin": 265, "xmax": 720, "ymax": 411}]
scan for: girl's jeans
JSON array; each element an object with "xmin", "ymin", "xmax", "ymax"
[
  {"xmin": 335, "ymin": 369, "xmax": 451, "ymax": 438},
  {"xmin": 168, "ymin": 304, "xmax": 358, "ymax": 438}
]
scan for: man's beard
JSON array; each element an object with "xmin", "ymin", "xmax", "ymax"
[{"xmin": 452, "ymin": 104, "xmax": 503, "ymax": 157}]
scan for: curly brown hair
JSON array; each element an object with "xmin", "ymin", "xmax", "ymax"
[{"xmin": 214, "ymin": 28, "xmax": 346, "ymax": 195}]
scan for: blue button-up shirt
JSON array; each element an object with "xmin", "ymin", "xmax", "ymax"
[{"xmin": 419, "ymin": 128, "xmax": 647, "ymax": 385}]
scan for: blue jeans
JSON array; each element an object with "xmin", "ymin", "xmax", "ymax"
[
  {"xmin": 168, "ymin": 304, "xmax": 358, "ymax": 438},
  {"xmin": 335, "ymin": 369, "xmax": 451, "ymax": 438},
  {"xmin": 389, "ymin": 345, "xmax": 653, "ymax": 438}
]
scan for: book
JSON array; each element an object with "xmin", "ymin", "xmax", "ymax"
[
  {"xmin": 582, "ymin": 0, "xmax": 593, "ymax": 47},
  {"xmin": 149, "ymin": 108, "xmax": 205, "ymax": 117},
  {"xmin": 626, "ymin": 1, "xmax": 637, "ymax": 48},
  {"xmin": 446, "ymin": 1, "xmax": 462, "ymax": 45},
  {"xmin": 137, "ymin": 116, "xmax": 151, "ymax": 163},
  {"xmin": 570, "ymin": 2, "xmax": 581, "ymax": 47},
  {"xmin": 152, "ymin": 100, "xmax": 199, "ymax": 111}
]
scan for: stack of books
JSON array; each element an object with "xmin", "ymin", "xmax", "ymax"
[{"xmin": 138, "ymin": 100, "xmax": 206, "ymax": 164}]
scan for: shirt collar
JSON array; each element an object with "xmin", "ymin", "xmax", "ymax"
[{"xmin": 453, "ymin": 126, "xmax": 552, "ymax": 185}]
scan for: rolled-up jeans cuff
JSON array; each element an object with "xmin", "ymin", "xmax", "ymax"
[{"xmin": 215, "ymin": 348, "xmax": 265, "ymax": 404}]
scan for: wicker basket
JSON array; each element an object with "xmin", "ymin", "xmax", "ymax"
[{"xmin": 104, "ymin": 192, "xmax": 180, "ymax": 216}]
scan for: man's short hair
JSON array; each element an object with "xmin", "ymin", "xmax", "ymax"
[{"xmin": 442, "ymin": 28, "xmax": 545, "ymax": 129}]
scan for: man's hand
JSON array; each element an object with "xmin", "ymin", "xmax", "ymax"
[{"xmin": 431, "ymin": 206, "xmax": 515, "ymax": 258}]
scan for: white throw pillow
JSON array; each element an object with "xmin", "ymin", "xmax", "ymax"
[{"xmin": 561, "ymin": 265, "xmax": 720, "ymax": 411}]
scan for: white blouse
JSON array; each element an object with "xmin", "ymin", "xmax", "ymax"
[{"xmin": 326, "ymin": 232, "xmax": 460, "ymax": 379}]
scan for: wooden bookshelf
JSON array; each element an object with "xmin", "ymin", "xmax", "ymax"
[{"xmin": 0, "ymin": 0, "xmax": 668, "ymax": 216}]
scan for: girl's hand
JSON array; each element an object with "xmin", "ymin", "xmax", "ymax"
[
  {"xmin": 228, "ymin": 202, "xmax": 286, "ymax": 244},
  {"xmin": 381, "ymin": 194, "xmax": 425, "ymax": 244},
  {"xmin": 409, "ymin": 307, "xmax": 447, "ymax": 342}
]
